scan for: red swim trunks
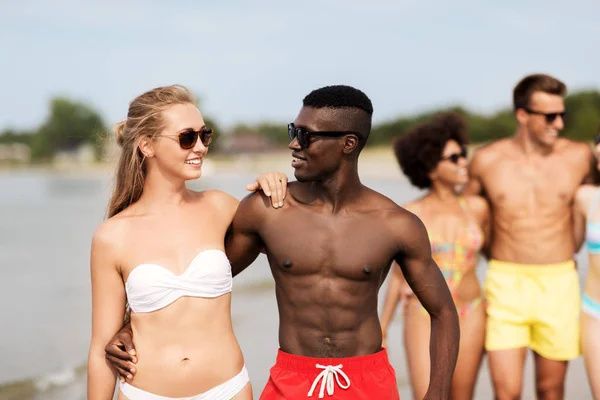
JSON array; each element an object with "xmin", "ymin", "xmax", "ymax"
[{"xmin": 259, "ymin": 348, "xmax": 400, "ymax": 399}]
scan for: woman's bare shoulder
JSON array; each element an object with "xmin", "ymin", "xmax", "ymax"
[{"xmin": 401, "ymin": 198, "xmax": 425, "ymax": 217}]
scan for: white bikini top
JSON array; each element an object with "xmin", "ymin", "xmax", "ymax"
[{"xmin": 125, "ymin": 249, "xmax": 232, "ymax": 313}]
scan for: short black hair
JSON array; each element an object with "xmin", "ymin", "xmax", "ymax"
[
  {"xmin": 302, "ymin": 85, "xmax": 374, "ymax": 115},
  {"xmin": 302, "ymin": 85, "xmax": 373, "ymax": 152},
  {"xmin": 393, "ymin": 112, "xmax": 469, "ymax": 189}
]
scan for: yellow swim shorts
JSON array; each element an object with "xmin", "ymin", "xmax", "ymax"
[{"xmin": 484, "ymin": 259, "xmax": 581, "ymax": 360}]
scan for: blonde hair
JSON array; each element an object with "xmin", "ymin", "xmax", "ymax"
[{"xmin": 107, "ymin": 84, "xmax": 196, "ymax": 218}]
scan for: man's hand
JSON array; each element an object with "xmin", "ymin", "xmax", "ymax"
[
  {"xmin": 104, "ymin": 323, "xmax": 137, "ymax": 382},
  {"xmin": 246, "ymin": 172, "xmax": 288, "ymax": 208}
]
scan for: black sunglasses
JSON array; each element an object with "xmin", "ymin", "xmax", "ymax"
[
  {"xmin": 441, "ymin": 146, "xmax": 468, "ymax": 164},
  {"xmin": 594, "ymin": 134, "xmax": 600, "ymax": 146},
  {"xmin": 523, "ymin": 108, "xmax": 567, "ymax": 124},
  {"xmin": 288, "ymin": 123, "xmax": 358, "ymax": 149},
  {"xmin": 161, "ymin": 127, "xmax": 213, "ymax": 150}
]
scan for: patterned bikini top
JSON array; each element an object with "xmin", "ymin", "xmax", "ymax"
[
  {"xmin": 586, "ymin": 189, "xmax": 600, "ymax": 255},
  {"xmin": 420, "ymin": 197, "xmax": 484, "ymax": 294}
]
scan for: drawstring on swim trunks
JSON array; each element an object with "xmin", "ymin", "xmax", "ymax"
[{"xmin": 307, "ymin": 364, "xmax": 351, "ymax": 398}]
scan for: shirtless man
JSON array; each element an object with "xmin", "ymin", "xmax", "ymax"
[
  {"xmin": 463, "ymin": 73, "xmax": 595, "ymax": 400},
  {"xmin": 106, "ymin": 85, "xmax": 460, "ymax": 399}
]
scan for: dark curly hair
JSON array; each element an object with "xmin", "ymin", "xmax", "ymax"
[{"xmin": 393, "ymin": 112, "xmax": 469, "ymax": 189}]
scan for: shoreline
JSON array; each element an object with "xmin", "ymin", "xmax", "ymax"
[{"xmin": 0, "ymin": 146, "xmax": 408, "ymax": 180}]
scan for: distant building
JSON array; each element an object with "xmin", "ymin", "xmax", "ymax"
[
  {"xmin": 0, "ymin": 143, "xmax": 31, "ymax": 163},
  {"xmin": 54, "ymin": 143, "xmax": 96, "ymax": 166},
  {"xmin": 218, "ymin": 132, "xmax": 277, "ymax": 154}
]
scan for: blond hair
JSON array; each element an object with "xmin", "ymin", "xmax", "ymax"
[{"xmin": 107, "ymin": 85, "xmax": 196, "ymax": 218}]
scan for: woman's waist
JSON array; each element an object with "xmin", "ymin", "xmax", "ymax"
[
  {"xmin": 406, "ymin": 271, "xmax": 481, "ymax": 304},
  {"xmin": 133, "ymin": 341, "xmax": 243, "ymax": 367},
  {"xmin": 131, "ymin": 304, "xmax": 233, "ymax": 337},
  {"xmin": 132, "ymin": 322, "xmax": 240, "ymax": 351},
  {"xmin": 128, "ymin": 349, "xmax": 245, "ymax": 397},
  {"xmin": 406, "ymin": 288, "xmax": 484, "ymax": 310},
  {"xmin": 584, "ymin": 265, "xmax": 600, "ymax": 300}
]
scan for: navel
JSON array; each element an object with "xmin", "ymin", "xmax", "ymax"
[
  {"xmin": 283, "ymin": 260, "xmax": 293, "ymax": 269},
  {"xmin": 363, "ymin": 265, "xmax": 372, "ymax": 275}
]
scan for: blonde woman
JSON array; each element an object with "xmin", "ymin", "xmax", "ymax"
[{"xmin": 87, "ymin": 85, "xmax": 287, "ymax": 399}]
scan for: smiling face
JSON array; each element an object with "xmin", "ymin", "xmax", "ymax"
[
  {"xmin": 429, "ymin": 139, "xmax": 469, "ymax": 187},
  {"xmin": 517, "ymin": 91, "xmax": 566, "ymax": 148},
  {"xmin": 144, "ymin": 103, "xmax": 209, "ymax": 182},
  {"xmin": 288, "ymin": 106, "xmax": 362, "ymax": 182}
]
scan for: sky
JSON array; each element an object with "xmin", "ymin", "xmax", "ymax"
[{"xmin": 1, "ymin": 0, "xmax": 598, "ymax": 131}]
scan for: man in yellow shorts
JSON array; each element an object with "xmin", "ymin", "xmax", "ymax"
[{"xmin": 464, "ymin": 73, "xmax": 596, "ymax": 399}]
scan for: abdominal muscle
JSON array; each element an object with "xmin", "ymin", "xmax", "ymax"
[{"xmin": 123, "ymin": 294, "xmax": 245, "ymax": 397}]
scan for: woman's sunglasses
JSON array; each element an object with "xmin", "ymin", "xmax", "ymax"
[
  {"xmin": 161, "ymin": 127, "xmax": 213, "ymax": 150},
  {"xmin": 441, "ymin": 147, "xmax": 468, "ymax": 164},
  {"xmin": 288, "ymin": 123, "xmax": 357, "ymax": 149},
  {"xmin": 523, "ymin": 108, "xmax": 567, "ymax": 124}
]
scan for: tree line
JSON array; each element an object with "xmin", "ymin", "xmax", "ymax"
[
  {"xmin": 244, "ymin": 90, "xmax": 600, "ymax": 146},
  {"xmin": 1, "ymin": 90, "xmax": 599, "ymax": 163}
]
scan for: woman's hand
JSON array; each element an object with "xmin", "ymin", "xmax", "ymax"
[{"xmin": 246, "ymin": 172, "xmax": 288, "ymax": 208}]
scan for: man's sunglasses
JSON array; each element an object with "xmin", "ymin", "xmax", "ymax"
[
  {"xmin": 160, "ymin": 127, "xmax": 213, "ymax": 150},
  {"xmin": 288, "ymin": 123, "xmax": 358, "ymax": 149},
  {"xmin": 441, "ymin": 146, "xmax": 468, "ymax": 164},
  {"xmin": 523, "ymin": 108, "xmax": 567, "ymax": 124}
]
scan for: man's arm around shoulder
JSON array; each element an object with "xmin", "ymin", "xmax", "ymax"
[{"xmin": 226, "ymin": 191, "xmax": 269, "ymax": 277}]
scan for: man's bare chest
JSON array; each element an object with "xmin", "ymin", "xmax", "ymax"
[
  {"xmin": 482, "ymin": 161, "xmax": 581, "ymax": 208},
  {"xmin": 259, "ymin": 212, "xmax": 396, "ymax": 280}
]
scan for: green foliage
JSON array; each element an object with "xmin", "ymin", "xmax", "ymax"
[
  {"xmin": 563, "ymin": 91, "xmax": 600, "ymax": 140},
  {"xmin": 369, "ymin": 90, "xmax": 598, "ymax": 145},
  {"xmin": 222, "ymin": 122, "xmax": 287, "ymax": 148},
  {"xmin": 0, "ymin": 129, "xmax": 34, "ymax": 145},
  {"xmin": 202, "ymin": 115, "xmax": 222, "ymax": 151},
  {"xmin": 224, "ymin": 90, "xmax": 599, "ymax": 147},
  {"xmin": 29, "ymin": 97, "xmax": 107, "ymax": 161},
  {"xmin": 255, "ymin": 122, "xmax": 289, "ymax": 145},
  {"xmin": 1, "ymin": 89, "xmax": 599, "ymax": 163}
]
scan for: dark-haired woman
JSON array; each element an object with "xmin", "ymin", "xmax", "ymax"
[{"xmin": 380, "ymin": 113, "xmax": 491, "ymax": 400}]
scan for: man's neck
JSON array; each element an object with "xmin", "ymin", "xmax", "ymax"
[
  {"xmin": 513, "ymin": 127, "xmax": 554, "ymax": 156},
  {"xmin": 307, "ymin": 165, "xmax": 363, "ymax": 213}
]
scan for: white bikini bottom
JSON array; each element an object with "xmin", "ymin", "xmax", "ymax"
[{"xmin": 119, "ymin": 366, "xmax": 249, "ymax": 400}]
